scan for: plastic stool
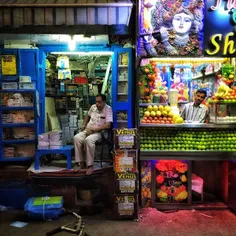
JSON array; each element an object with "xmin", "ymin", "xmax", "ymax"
[{"xmin": 34, "ymin": 145, "xmax": 74, "ymax": 170}]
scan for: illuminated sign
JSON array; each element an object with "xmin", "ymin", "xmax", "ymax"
[{"xmin": 205, "ymin": 0, "xmax": 236, "ymax": 56}]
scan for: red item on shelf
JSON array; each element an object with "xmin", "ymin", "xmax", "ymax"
[{"xmin": 74, "ymin": 76, "xmax": 87, "ymax": 84}]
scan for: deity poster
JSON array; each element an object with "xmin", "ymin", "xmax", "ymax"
[{"xmin": 138, "ymin": 0, "xmax": 204, "ymax": 57}]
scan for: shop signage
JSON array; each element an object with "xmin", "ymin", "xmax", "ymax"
[
  {"xmin": 205, "ymin": 0, "xmax": 236, "ymax": 56},
  {"xmin": 1, "ymin": 55, "xmax": 17, "ymax": 75}
]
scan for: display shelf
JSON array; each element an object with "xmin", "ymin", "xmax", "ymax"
[
  {"xmin": 1, "ymin": 106, "xmax": 34, "ymax": 111},
  {"xmin": 117, "ymin": 120, "xmax": 128, "ymax": 123},
  {"xmin": 1, "ymin": 157, "xmax": 34, "ymax": 162},
  {"xmin": 118, "ymin": 79, "xmax": 128, "ymax": 82},
  {"xmin": 45, "ymin": 94, "xmax": 66, "ymax": 97},
  {"xmin": 192, "ymin": 70, "xmax": 218, "ymax": 80},
  {"xmin": 139, "ymin": 103, "xmax": 167, "ymax": 106},
  {"xmin": 118, "ymin": 65, "xmax": 128, "ymax": 68},
  {"xmin": 2, "ymin": 139, "xmax": 36, "ymax": 144},
  {"xmin": 140, "ymin": 151, "xmax": 236, "ymax": 161},
  {"xmin": 1, "ymin": 89, "xmax": 36, "ymax": 93},
  {"xmin": 208, "ymin": 101, "xmax": 236, "ymax": 105},
  {"xmin": 139, "ymin": 123, "xmax": 236, "ymax": 128},
  {"xmin": 117, "ymin": 93, "xmax": 128, "ymax": 95},
  {"xmin": 2, "ymin": 123, "xmax": 35, "ymax": 128}
]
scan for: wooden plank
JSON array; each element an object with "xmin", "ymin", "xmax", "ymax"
[
  {"xmin": 45, "ymin": 0, "xmax": 56, "ymax": 4},
  {"xmin": 76, "ymin": 7, "xmax": 87, "ymax": 24},
  {"xmin": 108, "ymin": 7, "xmax": 116, "ymax": 25},
  {"xmin": 55, "ymin": 7, "xmax": 66, "ymax": 25},
  {"xmin": 56, "ymin": 0, "xmax": 67, "ymax": 3},
  {"xmin": 65, "ymin": 8, "xmax": 74, "ymax": 25},
  {"xmin": 14, "ymin": 0, "xmax": 27, "ymax": 3},
  {"xmin": 2, "ymin": 0, "xmax": 16, "ymax": 4},
  {"xmin": 23, "ymin": 8, "xmax": 32, "ymax": 25},
  {"xmin": 13, "ymin": 7, "xmax": 24, "ymax": 27},
  {"xmin": 45, "ymin": 8, "xmax": 53, "ymax": 25},
  {"xmin": 3, "ymin": 8, "xmax": 11, "ymax": 26},
  {"xmin": 87, "ymin": 7, "xmax": 95, "ymax": 25},
  {"xmin": 34, "ymin": 8, "xmax": 45, "ymax": 25}
]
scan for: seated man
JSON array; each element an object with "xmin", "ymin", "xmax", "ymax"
[
  {"xmin": 180, "ymin": 89, "xmax": 208, "ymax": 123},
  {"xmin": 74, "ymin": 94, "xmax": 113, "ymax": 175}
]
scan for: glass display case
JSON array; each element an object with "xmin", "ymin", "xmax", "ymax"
[{"xmin": 209, "ymin": 103, "xmax": 236, "ymax": 124}]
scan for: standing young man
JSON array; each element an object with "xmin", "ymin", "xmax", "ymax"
[
  {"xmin": 74, "ymin": 94, "xmax": 113, "ymax": 175},
  {"xmin": 180, "ymin": 89, "xmax": 208, "ymax": 123}
]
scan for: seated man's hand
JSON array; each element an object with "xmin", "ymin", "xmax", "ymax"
[
  {"xmin": 81, "ymin": 125, "xmax": 86, "ymax": 131},
  {"xmin": 85, "ymin": 128, "xmax": 94, "ymax": 136}
]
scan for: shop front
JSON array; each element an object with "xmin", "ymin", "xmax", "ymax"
[
  {"xmin": 138, "ymin": 0, "xmax": 236, "ymax": 211},
  {"xmin": 0, "ymin": 1, "xmax": 135, "ymax": 163}
]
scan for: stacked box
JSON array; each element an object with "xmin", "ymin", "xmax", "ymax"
[{"xmin": 113, "ymin": 128, "xmax": 139, "ymax": 219}]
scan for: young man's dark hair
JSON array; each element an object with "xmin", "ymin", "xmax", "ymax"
[
  {"xmin": 196, "ymin": 89, "xmax": 207, "ymax": 98},
  {"xmin": 96, "ymin": 94, "xmax": 106, "ymax": 101}
]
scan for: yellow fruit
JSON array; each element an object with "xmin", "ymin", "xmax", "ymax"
[
  {"xmin": 172, "ymin": 114, "xmax": 179, "ymax": 121},
  {"xmin": 156, "ymin": 111, "xmax": 162, "ymax": 117},
  {"xmin": 144, "ymin": 111, "xmax": 150, "ymax": 117},
  {"xmin": 164, "ymin": 106, "xmax": 171, "ymax": 112},
  {"xmin": 168, "ymin": 111, "xmax": 174, "ymax": 117},
  {"xmin": 229, "ymin": 75, "xmax": 234, "ymax": 79},
  {"xmin": 147, "ymin": 105, "xmax": 153, "ymax": 112},
  {"xmin": 150, "ymin": 111, "xmax": 156, "ymax": 117},
  {"xmin": 162, "ymin": 111, "xmax": 168, "ymax": 117},
  {"xmin": 175, "ymin": 117, "xmax": 184, "ymax": 124},
  {"xmin": 160, "ymin": 90, "xmax": 166, "ymax": 95},
  {"xmin": 152, "ymin": 89, "xmax": 159, "ymax": 95},
  {"xmin": 180, "ymin": 175, "xmax": 187, "ymax": 182},
  {"xmin": 153, "ymin": 105, "xmax": 158, "ymax": 111},
  {"xmin": 158, "ymin": 105, "xmax": 164, "ymax": 111}
]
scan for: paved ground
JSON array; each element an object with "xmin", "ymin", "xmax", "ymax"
[{"xmin": 1, "ymin": 208, "xmax": 236, "ymax": 236}]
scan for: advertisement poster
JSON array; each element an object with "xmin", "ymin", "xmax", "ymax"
[
  {"xmin": 155, "ymin": 160, "xmax": 189, "ymax": 203},
  {"xmin": 138, "ymin": 0, "xmax": 204, "ymax": 57},
  {"xmin": 1, "ymin": 55, "xmax": 17, "ymax": 75}
]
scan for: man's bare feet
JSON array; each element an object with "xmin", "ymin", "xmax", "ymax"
[
  {"xmin": 74, "ymin": 162, "xmax": 86, "ymax": 170},
  {"xmin": 86, "ymin": 165, "xmax": 93, "ymax": 175}
]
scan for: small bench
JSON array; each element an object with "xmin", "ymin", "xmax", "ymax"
[{"xmin": 34, "ymin": 145, "xmax": 74, "ymax": 170}]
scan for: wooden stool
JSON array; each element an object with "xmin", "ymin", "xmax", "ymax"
[{"xmin": 34, "ymin": 145, "xmax": 74, "ymax": 170}]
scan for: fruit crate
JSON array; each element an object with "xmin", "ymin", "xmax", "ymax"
[
  {"xmin": 113, "ymin": 150, "xmax": 138, "ymax": 173},
  {"xmin": 115, "ymin": 172, "xmax": 138, "ymax": 194},
  {"xmin": 114, "ymin": 194, "xmax": 138, "ymax": 219},
  {"xmin": 113, "ymin": 128, "xmax": 138, "ymax": 149}
]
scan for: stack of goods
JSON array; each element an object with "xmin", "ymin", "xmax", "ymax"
[
  {"xmin": 4, "ymin": 147, "xmax": 15, "ymax": 158},
  {"xmin": 38, "ymin": 133, "xmax": 49, "ymax": 149},
  {"xmin": 58, "ymin": 115, "xmax": 77, "ymax": 144},
  {"xmin": 24, "ymin": 196, "xmax": 64, "ymax": 221},
  {"xmin": 113, "ymin": 128, "xmax": 139, "ymax": 220},
  {"xmin": 49, "ymin": 131, "xmax": 63, "ymax": 149},
  {"xmin": 140, "ymin": 105, "xmax": 184, "ymax": 124}
]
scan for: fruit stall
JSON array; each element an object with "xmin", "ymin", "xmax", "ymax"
[
  {"xmin": 139, "ymin": 57, "xmax": 236, "ymax": 209},
  {"xmin": 137, "ymin": 0, "xmax": 236, "ymax": 210}
]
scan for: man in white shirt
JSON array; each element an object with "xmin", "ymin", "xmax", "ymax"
[
  {"xmin": 180, "ymin": 89, "xmax": 208, "ymax": 123},
  {"xmin": 74, "ymin": 94, "xmax": 113, "ymax": 175}
]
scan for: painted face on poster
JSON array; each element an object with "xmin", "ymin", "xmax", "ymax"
[{"xmin": 172, "ymin": 12, "xmax": 193, "ymax": 35}]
